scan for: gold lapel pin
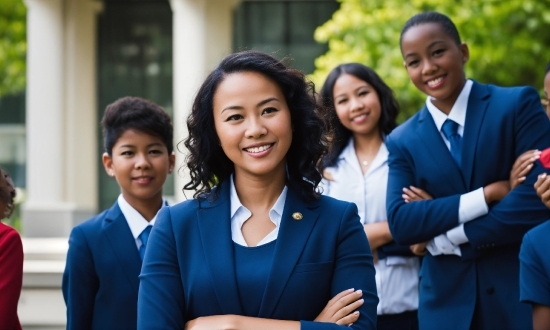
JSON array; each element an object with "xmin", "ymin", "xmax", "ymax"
[{"xmin": 292, "ymin": 212, "xmax": 303, "ymax": 220}]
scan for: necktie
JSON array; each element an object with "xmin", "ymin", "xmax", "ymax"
[
  {"xmin": 441, "ymin": 119, "xmax": 462, "ymax": 167},
  {"xmin": 139, "ymin": 225, "xmax": 153, "ymax": 261}
]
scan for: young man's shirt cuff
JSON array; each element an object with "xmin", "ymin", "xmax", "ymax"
[
  {"xmin": 447, "ymin": 224, "xmax": 469, "ymax": 245},
  {"xmin": 459, "ymin": 188, "xmax": 488, "ymax": 223}
]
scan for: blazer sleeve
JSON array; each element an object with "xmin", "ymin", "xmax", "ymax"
[
  {"xmin": 386, "ymin": 134, "xmax": 461, "ymax": 245},
  {"xmin": 377, "ymin": 241, "xmax": 415, "ymax": 259},
  {"xmin": 62, "ymin": 226, "xmax": 99, "ymax": 330},
  {"xmin": 519, "ymin": 227, "xmax": 550, "ymax": 306},
  {"xmin": 301, "ymin": 203, "xmax": 378, "ymax": 330},
  {"xmin": 0, "ymin": 225, "xmax": 23, "ymax": 329},
  {"xmin": 461, "ymin": 87, "xmax": 550, "ymax": 255},
  {"xmin": 138, "ymin": 206, "xmax": 186, "ymax": 329}
]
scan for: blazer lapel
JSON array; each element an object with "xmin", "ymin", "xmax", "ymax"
[
  {"xmin": 197, "ymin": 183, "xmax": 244, "ymax": 315},
  {"xmin": 103, "ymin": 202, "xmax": 142, "ymax": 289},
  {"xmin": 416, "ymin": 107, "xmax": 466, "ymax": 191},
  {"xmin": 258, "ymin": 188, "xmax": 320, "ymax": 317},
  {"xmin": 461, "ymin": 82, "xmax": 490, "ymax": 189}
]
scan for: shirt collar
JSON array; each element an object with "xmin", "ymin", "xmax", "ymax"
[
  {"xmin": 426, "ymin": 79, "xmax": 473, "ymax": 131},
  {"xmin": 229, "ymin": 174, "xmax": 287, "ymax": 227},
  {"xmin": 117, "ymin": 194, "xmax": 166, "ymax": 240}
]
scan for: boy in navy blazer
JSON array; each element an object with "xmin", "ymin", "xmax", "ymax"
[
  {"xmin": 62, "ymin": 97, "xmax": 175, "ymax": 329},
  {"xmin": 520, "ymin": 148, "xmax": 550, "ymax": 329},
  {"xmin": 386, "ymin": 12, "xmax": 550, "ymax": 329}
]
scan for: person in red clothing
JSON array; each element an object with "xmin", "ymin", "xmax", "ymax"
[{"xmin": 0, "ymin": 167, "xmax": 23, "ymax": 330}]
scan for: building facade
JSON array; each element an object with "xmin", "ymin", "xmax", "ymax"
[{"xmin": 0, "ymin": 0, "xmax": 338, "ymax": 327}]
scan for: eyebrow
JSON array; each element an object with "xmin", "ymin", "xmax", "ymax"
[
  {"xmin": 334, "ymin": 85, "xmax": 369, "ymax": 99},
  {"xmin": 118, "ymin": 142, "xmax": 164, "ymax": 149},
  {"xmin": 221, "ymin": 97, "xmax": 280, "ymax": 113},
  {"xmin": 404, "ymin": 40, "xmax": 446, "ymax": 59}
]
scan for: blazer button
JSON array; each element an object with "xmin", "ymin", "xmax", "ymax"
[{"xmin": 486, "ymin": 287, "xmax": 495, "ymax": 294}]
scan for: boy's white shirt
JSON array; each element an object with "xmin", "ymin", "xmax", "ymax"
[
  {"xmin": 118, "ymin": 194, "xmax": 166, "ymax": 250},
  {"xmin": 424, "ymin": 79, "xmax": 489, "ymax": 256}
]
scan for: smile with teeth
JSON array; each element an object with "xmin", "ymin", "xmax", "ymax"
[
  {"xmin": 244, "ymin": 144, "xmax": 273, "ymax": 153},
  {"xmin": 427, "ymin": 77, "xmax": 443, "ymax": 87},
  {"xmin": 352, "ymin": 114, "xmax": 368, "ymax": 122}
]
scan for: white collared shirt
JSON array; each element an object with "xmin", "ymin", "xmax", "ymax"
[
  {"xmin": 425, "ymin": 80, "xmax": 489, "ymax": 255},
  {"xmin": 230, "ymin": 175, "xmax": 287, "ymax": 247},
  {"xmin": 322, "ymin": 139, "xmax": 419, "ymax": 315},
  {"xmin": 118, "ymin": 194, "xmax": 165, "ymax": 250}
]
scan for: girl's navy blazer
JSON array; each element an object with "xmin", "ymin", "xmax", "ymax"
[{"xmin": 138, "ymin": 182, "xmax": 379, "ymax": 330}]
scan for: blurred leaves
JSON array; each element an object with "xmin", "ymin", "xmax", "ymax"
[
  {"xmin": 311, "ymin": 0, "xmax": 550, "ymax": 122},
  {"xmin": 0, "ymin": 0, "xmax": 26, "ymax": 97}
]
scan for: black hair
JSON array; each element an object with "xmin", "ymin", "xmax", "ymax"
[
  {"xmin": 318, "ymin": 63, "xmax": 399, "ymax": 170},
  {"xmin": 183, "ymin": 50, "xmax": 328, "ymax": 201},
  {"xmin": 546, "ymin": 61, "xmax": 550, "ymax": 74},
  {"xmin": 0, "ymin": 167, "xmax": 16, "ymax": 219},
  {"xmin": 101, "ymin": 96, "xmax": 173, "ymax": 155},
  {"xmin": 400, "ymin": 11, "xmax": 461, "ymax": 47}
]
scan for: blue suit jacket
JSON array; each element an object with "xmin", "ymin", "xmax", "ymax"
[
  {"xmin": 138, "ymin": 183, "xmax": 378, "ymax": 330},
  {"xmin": 62, "ymin": 202, "xmax": 142, "ymax": 330},
  {"xmin": 386, "ymin": 82, "xmax": 550, "ymax": 329}
]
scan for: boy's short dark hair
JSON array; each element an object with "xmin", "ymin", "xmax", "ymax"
[
  {"xmin": 101, "ymin": 97, "xmax": 173, "ymax": 155},
  {"xmin": 400, "ymin": 11, "xmax": 462, "ymax": 47},
  {"xmin": 546, "ymin": 61, "xmax": 550, "ymax": 74}
]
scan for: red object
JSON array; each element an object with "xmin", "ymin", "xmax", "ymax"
[
  {"xmin": 539, "ymin": 148, "xmax": 550, "ymax": 169},
  {"xmin": 0, "ymin": 222, "xmax": 23, "ymax": 330}
]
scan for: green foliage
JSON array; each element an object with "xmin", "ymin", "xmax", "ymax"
[
  {"xmin": 312, "ymin": 0, "xmax": 550, "ymax": 121},
  {"xmin": 0, "ymin": 0, "xmax": 26, "ymax": 97}
]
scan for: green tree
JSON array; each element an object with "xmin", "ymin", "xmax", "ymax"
[
  {"xmin": 312, "ymin": 0, "xmax": 550, "ymax": 121},
  {"xmin": 0, "ymin": 0, "xmax": 26, "ymax": 97}
]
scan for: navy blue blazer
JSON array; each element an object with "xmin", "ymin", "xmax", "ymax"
[
  {"xmin": 386, "ymin": 82, "xmax": 550, "ymax": 329},
  {"xmin": 62, "ymin": 202, "xmax": 142, "ymax": 330},
  {"xmin": 138, "ymin": 183, "xmax": 378, "ymax": 329}
]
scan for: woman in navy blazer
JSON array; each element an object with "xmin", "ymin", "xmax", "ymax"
[{"xmin": 138, "ymin": 51, "xmax": 378, "ymax": 329}]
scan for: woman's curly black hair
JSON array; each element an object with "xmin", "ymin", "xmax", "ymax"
[
  {"xmin": 318, "ymin": 63, "xmax": 399, "ymax": 170},
  {"xmin": 0, "ymin": 167, "xmax": 16, "ymax": 219},
  {"xmin": 183, "ymin": 50, "xmax": 328, "ymax": 201}
]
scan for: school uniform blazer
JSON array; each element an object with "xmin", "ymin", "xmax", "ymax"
[
  {"xmin": 62, "ymin": 202, "xmax": 143, "ymax": 330},
  {"xmin": 386, "ymin": 82, "xmax": 550, "ymax": 329},
  {"xmin": 138, "ymin": 182, "xmax": 378, "ymax": 330},
  {"xmin": 0, "ymin": 222, "xmax": 23, "ymax": 330}
]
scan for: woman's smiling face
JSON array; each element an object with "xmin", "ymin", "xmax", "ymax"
[
  {"xmin": 213, "ymin": 71, "xmax": 292, "ymax": 180},
  {"xmin": 401, "ymin": 22, "xmax": 469, "ymax": 113},
  {"xmin": 333, "ymin": 73, "xmax": 382, "ymax": 138}
]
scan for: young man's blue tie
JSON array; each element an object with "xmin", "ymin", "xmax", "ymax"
[
  {"xmin": 139, "ymin": 225, "xmax": 153, "ymax": 261},
  {"xmin": 442, "ymin": 119, "xmax": 462, "ymax": 167}
]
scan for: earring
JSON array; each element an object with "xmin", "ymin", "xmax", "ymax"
[{"xmin": 109, "ymin": 171, "xmax": 114, "ymax": 177}]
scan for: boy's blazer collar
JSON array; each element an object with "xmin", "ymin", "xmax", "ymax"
[
  {"xmin": 461, "ymin": 81, "xmax": 490, "ymax": 188},
  {"xmin": 103, "ymin": 202, "xmax": 143, "ymax": 288},
  {"xmin": 197, "ymin": 180, "xmax": 321, "ymax": 317}
]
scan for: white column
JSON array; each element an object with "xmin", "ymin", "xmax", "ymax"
[
  {"xmin": 169, "ymin": 0, "xmax": 240, "ymax": 201},
  {"xmin": 64, "ymin": 0, "xmax": 103, "ymax": 211},
  {"xmin": 22, "ymin": 0, "xmax": 101, "ymax": 237}
]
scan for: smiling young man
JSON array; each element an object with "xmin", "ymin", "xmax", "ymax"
[
  {"xmin": 62, "ymin": 97, "xmax": 175, "ymax": 330},
  {"xmin": 385, "ymin": 11, "xmax": 550, "ymax": 330}
]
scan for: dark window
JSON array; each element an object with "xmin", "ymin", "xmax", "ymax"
[
  {"xmin": 233, "ymin": 0, "xmax": 339, "ymax": 74},
  {"xmin": 97, "ymin": 0, "xmax": 173, "ymax": 210},
  {"xmin": 0, "ymin": 91, "xmax": 26, "ymax": 189}
]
